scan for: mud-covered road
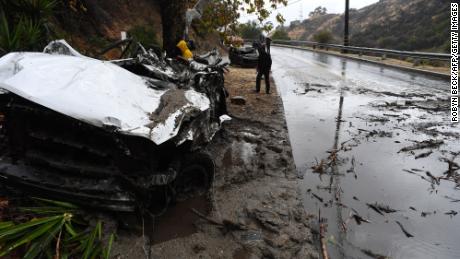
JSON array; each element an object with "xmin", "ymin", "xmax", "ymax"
[{"xmin": 271, "ymin": 46, "xmax": 460, "ymax": 259}]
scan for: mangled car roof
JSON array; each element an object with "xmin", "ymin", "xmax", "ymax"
[{"xmin": 0, "ymin": 42, "xmax": 210, "ymax": 145}]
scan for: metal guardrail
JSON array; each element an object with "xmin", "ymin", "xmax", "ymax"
[{"xmin": 246, "ymin": 39, "xmax": 450, "ymax": 61}]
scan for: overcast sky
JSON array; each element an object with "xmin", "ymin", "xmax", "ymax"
[{"xmin": 239, "ymin": 0, "xmax": 379, "ymax": 27}]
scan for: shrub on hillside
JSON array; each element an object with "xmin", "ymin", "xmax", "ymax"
[
  {"xmin": 271, "ymin": 29, "xmax": 290, "ymax": 40},
  {"xmin": 128, "ymin": 25, "xmax": 158, "ymax": 47},
  {"xmin": 313, "ymin": 30, "xmax": 332, "ymax": 44}
]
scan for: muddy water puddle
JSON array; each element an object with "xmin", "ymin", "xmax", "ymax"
[
  {"xmin": 272, "ymin": 47, "xmax": 459, "ymax": 259},
  {"xmin": 149, "ymin": 137, "xmax": 258, "ymax": 245},
  {"xmin": 151, "ymin": 195, "xmax": 211, "ymax": 244}
]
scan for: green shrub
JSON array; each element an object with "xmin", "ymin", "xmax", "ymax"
[
  {"xmin": 0, "ymin": 0, "xmax": 57, "ymax": 55},
  {"xmin": 237, "ymin": 21, "xmax": 263, "ymax": 40},
  {"xmin": 0, "ymin": 198, "xmax": 114, "ymax": 259},
  {"xmin": 128, "ymin": 25, "xmax": 158, "ymax": 47},
  {"xmin": 271, "ymin": 29, "xmax": 290, "ymax": 40},
  {"xmin": 313, "ymin": 30, "xmax": 333, "ymax": 44},
  {"xmin": 0, "ymin": 13, "xmax": 43, "ymax": 54}
]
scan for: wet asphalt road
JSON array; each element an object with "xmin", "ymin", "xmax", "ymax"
[{"xmin": 271, "ymin": 46, "xmax": 460, "ymax": 259}]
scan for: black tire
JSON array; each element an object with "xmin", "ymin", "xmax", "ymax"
[{"xmin": 173, "ymin": 152, "xmax": 215, "ymax": 201}]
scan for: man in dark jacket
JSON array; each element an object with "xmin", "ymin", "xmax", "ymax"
[
  {"xmin": 256, "ymin": 45, "xmax": 272, "ymax": 94},
  {"xmin": 265, "ymin": 37, "xmax": 272, "ymax": 54}
]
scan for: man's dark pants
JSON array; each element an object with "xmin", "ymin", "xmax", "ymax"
[{"xmin": 256, "ymin": 70, "xmax": 270, "ymax": 93}]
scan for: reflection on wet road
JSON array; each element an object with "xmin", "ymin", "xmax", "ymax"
[{"xmin": 271, "ymin": 47, "xmax": 460, "ymax": 259}]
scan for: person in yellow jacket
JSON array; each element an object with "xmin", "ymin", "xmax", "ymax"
[{"xmin": 176, "ymin": 40, "xmax": 193, "ymax": 60}]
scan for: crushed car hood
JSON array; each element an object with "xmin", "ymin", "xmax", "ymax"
[{"xmin": 0, "ymin": 52, "xmax": 210, "ymax": 145}]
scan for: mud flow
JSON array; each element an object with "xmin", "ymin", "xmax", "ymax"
[{"xmin": 272, "ymin": 47, "xmax": 459, "ymax": 259}]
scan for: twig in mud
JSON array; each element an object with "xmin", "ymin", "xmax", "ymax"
[
  {"xmin": 335, "ymin": 186, "xmax": 343, "ymax": 201},
  {"xmin": 445, "ymin": 210, "xmax": 458, "ymax": 217},
  {"xmin": 340, "ymin": 139, "xmax": 352, "ymax": 151},
  {"xmin": 190, "ymin": 208, "xmax": 223, "ymax": 226},
  {"xmin": 347, "ymin": 157, "xmax": 357, "ymax": 179},
  {"xmin": 312, "ymin": 150, "xmax": 341, "ymax": 175},
  {"xmin": 328, "ymin": 175, "xmax": 333, "ymax": 193},
  {"xmin": 398, "ymin": 139, "xmax": 444, "ymax": 153},
  {"xmin": 312, "ymin": 193, "xmax": 324, "ymax": 203},
  {"xmin": 341, "ymin": 211, "xmax": 353, "ymax": 232},
  {"xmin": 373, "ymin": 203, "xmax": 398, "ymax": 213},
  {"xmin": 425, "ymin": 171, "xmax": 442, "ymax": 185},
  {"xmin": 335, "ymin": 202, "xmax": 349, "ymax": 208},
  {"xmin": 415, "ymin": 151, "xmax": 433, "ymax": 159},
  {"xmin": 395, "ymin": 221, "xmax": 414, "ymax": 238},
  {"xmin": 326, "ymin": 149, "xmax": 338, "ymax": 163},
  {"xmin": 421, "ymin": 211, "xmax": 433, "ymax": 217},
  {"xmin": 316, "ymin": 185, "xmax": 333, "ymax": 191},
  {"xmin": 312, "ymin": 158, "xmax": 326, "ymax": 174},
  {"xmin": 402, "ymin": 169, "xmax": 433, "ymax": 184},
  {"xmin": 444, "ymin": 195, "xmax": 460, "ymax": 202},
  {"xmin": 190, "ymin": 208, "xmax": 247, "ymax": 232},
  {"xmin": 441, "ymin": 156, "xmax": 460, "ymax": 179},
  {"xmin": 403, "ymin": 169, "xmax": 416, "ymax": 175},
  {"xmin": 383, "ymin": 113, "xmax": 400, "ymax": 117},
  {"xmin": 352, "ymin": 214, "xmax": 371, "ymax": 225},
  {"xmin": 393, "ymin": 126, "xmax": 407, "ymax": 131},
  {"xmin": 361, "ymin": 249, "xmax": 390, "ymax": 259},
  {"xmin": 318, "ymin": 209, "xmax": 329, "ymax": 259},
  {"xmin": 366, "ymin": 203, "xmax": 384, "ymax": 216}
]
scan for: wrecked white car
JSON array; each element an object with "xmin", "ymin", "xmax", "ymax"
[{"xmin": 0, "ymin": 40, "xmax": 229, "ymax": 211}]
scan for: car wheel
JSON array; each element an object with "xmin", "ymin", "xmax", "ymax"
[{"xmin": 173, "ymin": 152, "xmax": 215, "ymax": 202}]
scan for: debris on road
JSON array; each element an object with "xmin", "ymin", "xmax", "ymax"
[
  {"xmin": 395, "ymin": 221, "xmax": 414, "ymax": 238},
  {"xmin": 398, "ymin": 139, "xmax": 444, "ymax": 153},
  {"xmin": 415, "ymin": 150, "xmax": 433, "ymax": 159},
  {"xmin": 444, "ymin": 210, "xmax": 458, "ymax": 217},
  {"xmin": 360, "ymin": 248, "xmax": 390, "ymax": 259},
  {"xmin": 366, "ymin": 203, "xmax": 398, "ymax": 215},
  {"xmin": 319, "ymin": 209, "xmax": 330, "ymax": 259}
]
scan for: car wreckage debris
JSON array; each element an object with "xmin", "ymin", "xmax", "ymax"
[
  {"xmin": 0, "ymin": 40, "xmax": 229, "ymax": 212},
  {"xmin": 229, "ymin": 46, "xmax": 259, "ymax": 68}
]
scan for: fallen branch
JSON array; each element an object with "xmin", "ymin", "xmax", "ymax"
[
  {"xmin": 395, "ymin": 221, "xmax": 414, "ymax": 238},
  {"xmin": 190, "ymin": 208, "xmax": 247, "ymax": 232},
  {"xmin": 312, "ymin": 193, "xmax": 324, "ymax": 203},
  {"xmin": 319, "ymin": 209, "xmax": 329, "ymax": 259},
  {"xmin": 366, "ymin": 203, "xmax": 384, "ymax": 216},
  {"xmin": 398, "ymin": 140, "xmax": 443, "ymax": 153},
  {"xmin": 415, "ymin": 151, "xmax": 432, "ymax": 159},
  {"xmin": 352, "ymin": 214, "xmax": 371, "ymax": 225},
  {"xmin": 445, "ymin": 210, "xmax": 458, "ymax": 217},
  {"xmin": 190, "ymin": 208, "xmax": 223, "ymax": 226}
]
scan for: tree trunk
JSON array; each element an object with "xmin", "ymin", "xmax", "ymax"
[{"xmin": 159, "ymin": 0, "xmax": 186, "ymax": 57}]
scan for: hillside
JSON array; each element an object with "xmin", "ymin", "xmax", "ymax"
[
  {"xmin": 50, "ymin": 0, "xmax": 163, "ymax": 57},
  {"xmin": 285, "ymin": 0, "xmax": 449, "ymax": 52},
  {"xmin": 12, "ymin": 0, "xmax": 221, "ymax": 58}
]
